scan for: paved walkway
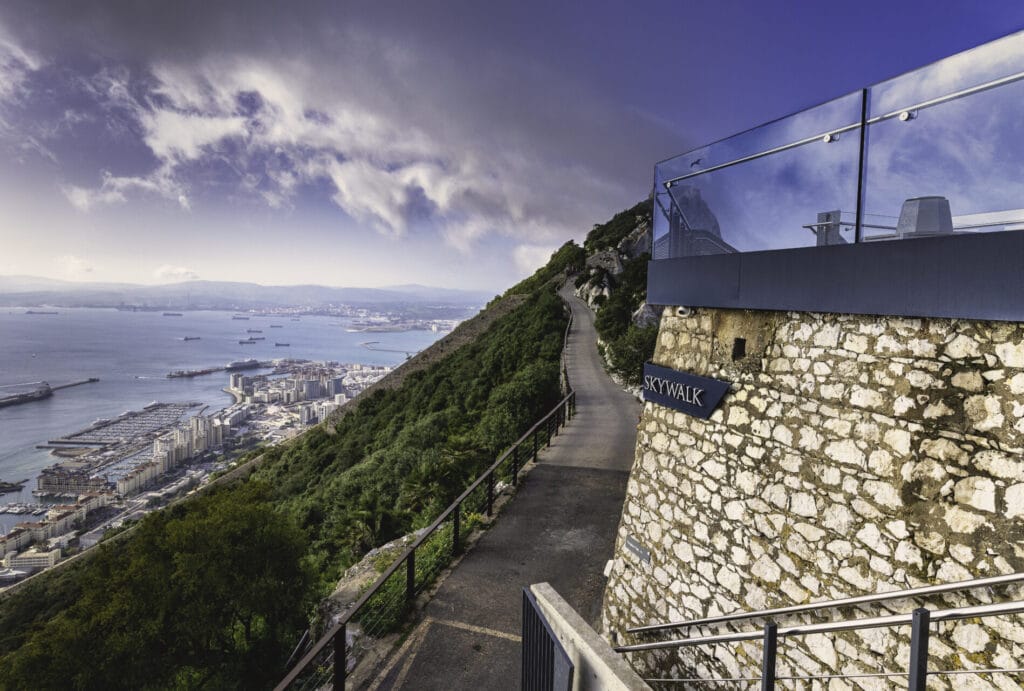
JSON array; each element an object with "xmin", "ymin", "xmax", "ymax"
[{"xmin": 366, "ymin": 285, "xmax": 641, "ymax": 690}]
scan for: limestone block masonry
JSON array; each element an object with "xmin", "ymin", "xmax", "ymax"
[{"xmin": 601, "ymin": 306, "xmax": 1024, "ymax": 689}]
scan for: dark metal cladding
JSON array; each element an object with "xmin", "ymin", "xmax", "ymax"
[{"xmin": 648, "ymin": 229, "xmax": 1024, "ymax": 321}]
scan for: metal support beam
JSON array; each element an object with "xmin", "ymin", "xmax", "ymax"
[
  {"xmin": 760, "ymin": 623, "xmax": 778, "ymax": 691},
  {"xmin": 406, "ymin": 552, "xmax": 416, "ymax": 604},
  {"xmin": 908, "ymin": 608, "xmax": 931, "ymax": 691},
  {"xmin": 333, "ymin": 623, "xmax": 347, "ymax": 690}
]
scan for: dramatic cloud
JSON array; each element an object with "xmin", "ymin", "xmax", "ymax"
[
  {"xmin": 154, "ymin": 265, "xmax": 199, "ymax": 281},
  {"xmin": 0, "ymin": 2, "xmax": 679, "ymax": 264}
]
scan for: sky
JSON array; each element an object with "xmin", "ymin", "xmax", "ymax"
[{"xmin": 1, "ymin": 1, "xmax": 1023, "ymax": 291}]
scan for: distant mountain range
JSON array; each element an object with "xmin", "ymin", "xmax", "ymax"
[{"xmin": 0, "ymin": 275, "xmax": 492, "ymax": 310}]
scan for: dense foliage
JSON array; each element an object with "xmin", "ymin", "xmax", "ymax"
[
  {"xmin": 583, "ymin": 199, "xmax": 650, "ymax": 253},
  {"xmin": 0, "ymin": 482, "xmax": 311, "ymax": 690},
  {"xmin": 253, "ymin": 288, "xmax": 567, "ymax": 588},
  {"xmin": 0, "ymin": 260, "xmax": 570, "ymax": 690}
]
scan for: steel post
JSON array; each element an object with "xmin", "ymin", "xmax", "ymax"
[
  {"xmin": 760, "ymin": 622, "xmax": 777, "ymax": 690},
  {"xmin": 332, "ymin": 623, "xmax": 347, "ymax": 690},
  {"xmin": 406, "ymin": 551, "xmax": 415, "ymax": 604},
  {"xmin": 908, "ymin": 608, "xmax": 931, "ymax": 691}
]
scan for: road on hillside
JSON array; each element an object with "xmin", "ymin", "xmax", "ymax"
[{"xmin": 366, "ymin": 283, "xmax": 642, "ymax": 690}]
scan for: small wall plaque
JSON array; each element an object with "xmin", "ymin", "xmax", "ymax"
[
  {"xmin": 642, "ymin": 362, "xmax": 730, "ymax": 419},
  {"xmin": 624, "ymin": 535, "xmax": 651, "ymax": 563}
]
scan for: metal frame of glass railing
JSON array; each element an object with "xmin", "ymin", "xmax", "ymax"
[{"xmin": 615, "ymin": 574, "xmax": 1024, "ymax": 690}]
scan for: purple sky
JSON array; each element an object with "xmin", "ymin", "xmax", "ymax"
[{"xmin": 1, "ymin": 1, "xmax": 1022, "ymax": 290}]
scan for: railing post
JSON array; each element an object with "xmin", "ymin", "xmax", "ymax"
[
  {"xmin": 760, "ymin": 622, "xmax": 777, "ymax": 691},
  {"xmin": 486, "ymin": 473, "xmax": 495, "ymax": 517},
  {"xmin": 406, "ymin": 551, "xmax": 416, "ymax": 604},
  {"xmin": 452, "ymin": 508, "xmax": 461, "ymax": 555},
  {"xmin": 333, "ymin": 622, "xmax": 347, "ymax": 690},
  {"xmin": 908, "ymin": 607, "xmax": 930, "ymax": 691},
  {"xmin": 533, "ymin": 429, "xmax": 538, "ymax": 462},
  {"xmin": 546, "ymin": 418, "xmax": 552, "ymax": 447},
  {"xmin": 511, "ymin": 446, "xmax": 519, "ymax": 486}
]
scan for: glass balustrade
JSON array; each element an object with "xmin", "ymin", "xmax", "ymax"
[{"xmin": 653, "ymin": 29, "xmax": 1024, "ymax": 260}]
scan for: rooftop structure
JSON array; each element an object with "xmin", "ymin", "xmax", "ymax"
[{"xmin": 649, "ymin": 28, "xmax": 1024, "ymax": 321}]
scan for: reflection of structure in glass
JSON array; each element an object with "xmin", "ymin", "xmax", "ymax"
[
  {"xmin": 654, "ymin": 185, "xmax": 735, "ymax": 258},
  {"xmin": 653, "ymin": 28, "xmax": 1024, "ymax": 259}
]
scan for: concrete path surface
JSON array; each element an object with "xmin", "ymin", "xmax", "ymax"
[{"xmin": 365, "ymin": 285, "xmax": 641, "ymax": 690}]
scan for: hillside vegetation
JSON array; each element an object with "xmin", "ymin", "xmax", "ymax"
[
  {"xmin": 0, "ymin": 249, "xmax": 572, "ymax": 690},
  {"xmin": 0, "ymin": 201, "xmax": 652, "ymax": 690}
]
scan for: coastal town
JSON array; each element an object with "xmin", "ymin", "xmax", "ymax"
[{"xmin": 0, "ymin": 358, "xmax": 393, "ymax": 586}]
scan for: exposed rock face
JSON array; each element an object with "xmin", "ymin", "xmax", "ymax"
[
  {"xmin": 617, "ymin": 221, "xmax": 652, "ymax": 259},
  {"xmin": 586, "ymin": 250, "xmax": 625, "ymax": 276},
  {"xmin": 602, "ymin": 307, "xmax": 1024, "ymax": 687},
  {"xmin": 631, "ymin": 302, "xmax": 659, "ymax": 329}
]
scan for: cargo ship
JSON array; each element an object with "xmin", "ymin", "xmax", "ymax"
[
  {"xmin": 182, "ymin": 336, "xmax": 201, "ymax": 341},
  {"xmin": 163, "ymin": 312, "xmax": 183, "ymax": 317},
  {"xmin": 246, "ymin": 329, "xmax": 263, "ymax": 333},
  {"xmin": 167, "ymin": 367, "xmax": 220, "ymax": 378},
  {"xmin": 275, "ymin": 342, "xmax": 290, "ymax": 347}
]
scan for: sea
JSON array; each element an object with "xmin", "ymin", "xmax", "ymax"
[{"xmin": 0, "ymin": 307, "xmax": 445, "ymax": 534}]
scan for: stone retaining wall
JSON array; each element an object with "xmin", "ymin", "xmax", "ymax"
[{"xmin": 602, "ymin": 306, "xmax": 1024, "ymax": 689}]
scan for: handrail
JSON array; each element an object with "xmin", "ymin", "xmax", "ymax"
[
  {"xmin": 278, "ymin": 295, "xmax": 578, "ymax": 690},
  {"xmin": 626, "ymin": 571, "xmax": 1024, "ymax": 635},
  {"xmin": 277, "ymin": 392, "xmax": 575, "ymax": 689},
  {"xmin": 616, "ymin": 598, "xmax": 1024, "ymax": 653},
  {"xmin": 661, "ymin": 67, "xmax": 1024, "ymax": 188}
]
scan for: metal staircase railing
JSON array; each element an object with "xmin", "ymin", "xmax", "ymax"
[{"xmin": 615, "ymin": 572, "xmax": 1024, "ymax": 689}]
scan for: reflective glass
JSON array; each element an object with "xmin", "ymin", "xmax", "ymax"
[
  {"xmin": 863, "ymin": 66, "xmax": 1024, "ymax": 241},
  {"xmin": 654, "ymin": 93, "xmax": 862, "ymax": 257},
  {"xmin": 870, "ymin": 30, "xmax": 1024, "ymax": 118}
]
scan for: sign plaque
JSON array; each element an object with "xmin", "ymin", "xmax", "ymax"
[{"xmin": 642, "ymin": 362, "xmax": 730, "ymax": 419}]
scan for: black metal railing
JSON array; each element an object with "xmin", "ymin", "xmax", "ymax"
[
  {"xmin": 616, "ymin": 573, "xmax": 1024, "ymax": 688},
  {"xmin": 277, "ymin": 302, "xmax": 577, "ymax": 690}
]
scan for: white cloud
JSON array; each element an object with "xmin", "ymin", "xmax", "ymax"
[
  {"xmin": 513, "ymin": 243, "xmax": 557, "ymax": 274},
  {"xmin": 142, "ymin": 109, "xmax": 247, "ymax": 161},
  {"xmin": 0, "ymin": 22, "xmax": 40, "ymax": 105},
  {"xmin": 56, "ymin": 254, "xmax": 94, "ymax": 278},
  {"xmin": 154, "ymin": 265, "xmax": 199, "ymax": 281},
  {"xmin": 63, "ymin": 168, "xmax": 189, "ymax": 211}
]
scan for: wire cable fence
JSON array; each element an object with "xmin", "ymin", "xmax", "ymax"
[{"xmin": 277, "ymin": 299, "xmax": 578, "ymax": 690}]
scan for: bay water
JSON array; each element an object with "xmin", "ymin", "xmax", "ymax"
[{"xmin": 0, "ymin": 307, "xmax": 445, "ymax": 533}]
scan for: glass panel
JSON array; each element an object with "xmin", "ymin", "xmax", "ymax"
[
  {"xmin": 863, "ymin": 61, "xmax": 1024, "ymax": 241},
  {"xmin": 870, "ymin": 30, "xmax": 1024, "ymax": 117},
  {"xmin": 654, "ymin": 92, "xmax": 862, "ymax": 257}
]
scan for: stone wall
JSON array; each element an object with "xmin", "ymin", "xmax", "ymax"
[{"xmin": 602, "ymin": 306, "xmax": 1024, "ymax": 689}]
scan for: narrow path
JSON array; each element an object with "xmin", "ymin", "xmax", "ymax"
[{"xmin": 367, "ymin": 285, "xmax": 640, "ymax": 690}]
